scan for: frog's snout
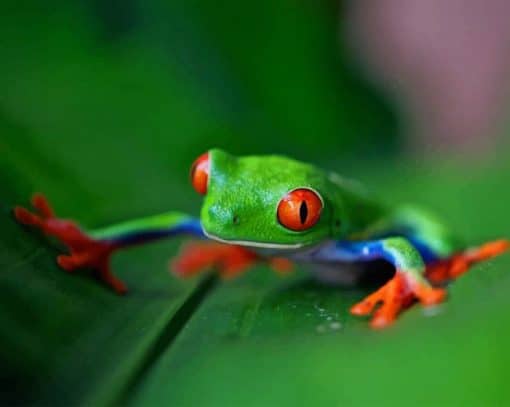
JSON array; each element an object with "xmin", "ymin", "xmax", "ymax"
[{"xmin": 204, "ymin": 203, "xmax": 240, "ymax": 232}]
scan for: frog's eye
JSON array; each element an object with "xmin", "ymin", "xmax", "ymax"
[
  {"xmin": 277, "ymin": 188, "xmax": 323, "ymax": 231},
  {"xmin": 190, "ymin": 152, "xmax": 210, "ymax": 195}
]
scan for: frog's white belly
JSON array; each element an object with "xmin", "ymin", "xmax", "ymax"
[
  {"xmin": 306, "ymin": 263, "xmax": 362, "ymax": 285},
  {"xmin": 252, "ymin": 240, "xmax": 363, "ymax": 286},
  {"xmin": 251, "ymin": 240, "xmax": 358, "ymax": 262}
]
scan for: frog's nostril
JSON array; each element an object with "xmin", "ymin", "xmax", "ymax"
[{"xmin": 207, "ymin": 204, "xmax": 236, "ymax": 227}]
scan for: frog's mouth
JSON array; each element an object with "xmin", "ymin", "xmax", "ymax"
[{"xmin": 202, "ymin": 229, "xmax": 306, "ymax": 250}]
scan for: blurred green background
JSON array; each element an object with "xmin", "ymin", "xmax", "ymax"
[{"xmin": 1, "ymin": 1, "xmax": 510, "ymax": 406}]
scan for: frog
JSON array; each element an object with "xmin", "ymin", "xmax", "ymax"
[{"xmin": 13, "ymin": 148, "xmax": 509, "ymax": 329}]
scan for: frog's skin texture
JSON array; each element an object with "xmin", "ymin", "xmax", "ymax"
[{"xmin": 14, "ymin": 149, "xmax": 509, "ymax": 329}]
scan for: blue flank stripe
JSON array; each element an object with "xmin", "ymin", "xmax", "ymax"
[
  {"xmin": 106, "ymin": 219, "xmax": 205, "ymax": 246},
  {"xmin": 336, "ymin": 240, "xmax": 394, "ymax": 263},
  {"xmin": 336, "ymin": 236, "xmax": 439, "ymax": 265}
]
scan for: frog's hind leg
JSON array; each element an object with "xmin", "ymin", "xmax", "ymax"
[
  {"xmin": 390, "ymin": 207, "xmax": 510, "ymax": 285},
  {"xmin": 426, "ymin": 239, "xmax": 509, "ymax": 285}
]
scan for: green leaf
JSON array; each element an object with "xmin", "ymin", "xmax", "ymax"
[
  {"xmin": 0, "ymin": 180, "xmax": 203, "ymax": 406},
  {"xmin": 128, "ymin": 155, "xmax": 510, "ymax": 406},
  {"xmin": 1, "ymin": 1, "xmax": 509, "ymax": 406}
]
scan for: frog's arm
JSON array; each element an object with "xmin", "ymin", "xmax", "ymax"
[
  {"xmin": 14, "ymin": 194, "xmax": 204, "ymax": 293},
  {"xmin": 89, "ymin": 212, "xmax": 204, "ymax": 245},
  {"xmin": 317, "ymin": 233, "xmax": 508, "ymax": 328},
  {"xmin": 315, "ymin": 237, "xmax": 446, "ymax": 328}
]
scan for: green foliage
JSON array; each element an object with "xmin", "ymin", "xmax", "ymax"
[{"xmin": 1, "ymin": 0, "xmax": 509, "ymax": 405}]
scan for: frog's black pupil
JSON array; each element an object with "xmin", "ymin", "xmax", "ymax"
[{"xmin": 299, "ymin": 201, "xmax": 308, "ymax": 224}]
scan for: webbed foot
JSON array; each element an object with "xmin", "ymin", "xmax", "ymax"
[
  {"xmin": 14, "ymin": 194, "xmax": 126, "ymax": 294},
  {"xmin": 426, "ymin": 239, "xmax": 510, "ymax": 285},
  {"xmin": 171, "ymin": 241, "xmax": 294, "ymax": 279},
  {"xmin": 350, "ymin": 271, "xmax": 446, "ymax": 329}
]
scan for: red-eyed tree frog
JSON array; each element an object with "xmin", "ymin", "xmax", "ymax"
[{"xmin": 14, "ymin": 149, "xmax": 509, "ymax": 329}]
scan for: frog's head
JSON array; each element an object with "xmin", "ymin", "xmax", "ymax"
[{"xmin": 190, "ymin": 149, "xmax": 345, "ymax": 249}]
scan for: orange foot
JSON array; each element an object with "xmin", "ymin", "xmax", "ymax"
[
  {"xmin": 426, "ymin": 239, "xmax": 510, "ymax": 285},
  {"xmin": 350, "ymin": 271, "xmax": 446, "ymax": 329},
  {"xmin": 171, "ymin": 241, "xmax": 294, "ymax": 279},
  {"xmin": 13, "ymin": 193, "xmax": 126, "ymax": 294}
]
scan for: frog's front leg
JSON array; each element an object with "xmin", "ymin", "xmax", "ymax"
[
  {"xmin": 171, "ymin": 241, "xmax": 294, "ymax": 279},
  {"xmin": 333, "ymin": 238, "xmax": 446, "ymax": 329},
  {"xmin": 14, "ymin": 194, "xmax": 204, "ymax": 294}
]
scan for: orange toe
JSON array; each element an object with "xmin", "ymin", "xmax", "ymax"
[
  {"xmin": 350, "ymin": 302, "xmax": 372, "ymax": 316},
  {"xmin": 350, "ymin": 290, "xmax": 382, "ymax": 316},
  {"xmin": 370, "ymin": 311, "xmax": 395, "ymax": 329},
  {"xmin": 466, "ymin": 239, "xmax": 510, "ymax": 262},
  {"xmin": 413, "ymin": 285, "xmax": 447, "ymax": 306},
  {"xmin": 352, "ymin": 271, "xmax": 447, "ymax": 329},
  {"xmin": 57, "ymin": 255, "xmax": 76, "ymax": 272},
  {"xmin": 14, "ymin": 206, "xmax": 41, "ymax": 226},
  {"xmin": 31, "ymin": 193, "xmax": 55, "ymax": 218},
  {"xmin": 99, "ymin": 267, "xmax": 128, "ymax": 295}
]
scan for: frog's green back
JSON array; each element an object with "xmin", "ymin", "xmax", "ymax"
[{"xmin": 326, "ymin": 171, "xmax": 388, "ymax": 237}]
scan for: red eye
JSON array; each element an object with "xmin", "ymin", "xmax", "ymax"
[
  {"xmin": 190, "ymin": 152, "xmax": 210, "ymax": 194},
  {"xmin": 277, "ymin": 188, "xmax": 323, "ymax": 231}
]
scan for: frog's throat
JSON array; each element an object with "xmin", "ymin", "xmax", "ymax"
[{"xmin": 203, "ymin": 229, "xmax": 306, "ymax": 249}]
